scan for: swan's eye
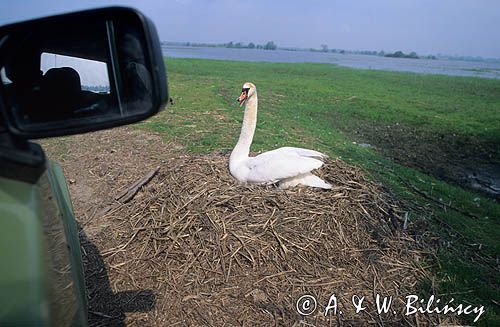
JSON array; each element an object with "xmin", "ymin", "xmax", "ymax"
[{"xmin": 242, "ymin": 88, "xmax": 250, "ymax": 95}]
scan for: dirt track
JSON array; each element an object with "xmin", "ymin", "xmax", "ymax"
[{"xmin": 42, "ymin": 126, "xmax": 455, "ymax": 326}]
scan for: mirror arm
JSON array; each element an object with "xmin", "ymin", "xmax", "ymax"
[
  {"xmin": 0, "ymin": 131, "xmax": 46, "ymax": 183},
  {"xmin": 0, "ymin": 130, "xmax": 29, "ymax": 150}
]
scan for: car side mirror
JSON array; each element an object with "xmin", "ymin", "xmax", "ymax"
[{"xmin": 0, "ymin": 7, "xmax": 168, "ymax": 139}]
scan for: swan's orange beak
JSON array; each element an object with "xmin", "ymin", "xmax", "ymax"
[{"xmin": 237, "ymin": 90, "xmax": 247, "ymax": 108}]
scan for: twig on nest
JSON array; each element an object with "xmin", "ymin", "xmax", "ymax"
[{"xmin": 115, "ymin": 166, "xmax": 161, "ymax": 204}]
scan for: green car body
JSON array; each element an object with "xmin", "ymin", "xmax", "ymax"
[{"xmin": 0, "ymin": 158, "xmax": 87, "ymax": 326}]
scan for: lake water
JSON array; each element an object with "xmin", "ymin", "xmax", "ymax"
[{"xmin": 163, "ymin": 46, "xmax": 500, "ymax": 79}]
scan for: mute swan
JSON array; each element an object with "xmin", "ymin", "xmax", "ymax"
[{"xmin": 229, "ymin": 82, "xmax": 332, "ymax": 189}]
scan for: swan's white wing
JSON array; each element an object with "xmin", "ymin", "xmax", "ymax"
[
  {"xmin": 245, "ymin": 147, "xmax": 325, "ymax": 184},
  {"xmin": 271, "ymin": 147, "xmax": 328, "ymax": 160}
]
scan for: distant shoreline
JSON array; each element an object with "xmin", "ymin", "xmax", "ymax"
[{"xmin": 162, "ymin": 41, "xmax": 500, "ymax": 63}]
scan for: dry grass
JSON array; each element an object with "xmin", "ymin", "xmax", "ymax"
[{"xmin": 43, "ymin": 127, "xmax": 456, "ymax": 326}]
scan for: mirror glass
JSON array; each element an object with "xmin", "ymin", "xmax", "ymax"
[{"xmin": 0, "ymin": 12, "xmax": 155, "ymax": 134}]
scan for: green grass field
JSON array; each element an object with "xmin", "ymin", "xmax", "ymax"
[{"xmin": 139, "ymin": 58, "xmax": 500, "ymax": 325}]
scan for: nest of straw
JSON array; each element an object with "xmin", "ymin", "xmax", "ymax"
[{"xmin": 91, "ymin": 152, "xmax": 454, "ymax": 326}]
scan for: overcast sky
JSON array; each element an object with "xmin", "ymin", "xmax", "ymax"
[{"xmin": 1, "ymin": 0, "xmax": 499, "ymax": 58}]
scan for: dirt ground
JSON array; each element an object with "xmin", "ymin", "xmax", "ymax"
[
  {"xmin": 343, "ymin": 120, "xmax": 500, "ymax": 200},
  {"xmin": 42, "ymin": 126, "xmax": 455, "ymax": 326}
]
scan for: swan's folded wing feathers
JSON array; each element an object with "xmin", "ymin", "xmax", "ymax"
[
  {"xmin": 245, "ymin": 150, "xmax": 324, "ymax": 183},
  {"xmin": 273, "ymin": 147, "xmax": 328, "ymax": 160}
]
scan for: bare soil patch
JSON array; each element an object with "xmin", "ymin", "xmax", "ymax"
[
  {"xmin": 41, "ymin": 126, "xmax": 454, "ymax": 326},
  {"xmin": 346, "ymin": 120, "xmax": 500, "ymax": 200}
]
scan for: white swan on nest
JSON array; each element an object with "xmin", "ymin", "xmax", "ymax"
[{"xmin": 229, "ymin": 82, "xmax": 332, "ymax": 189}]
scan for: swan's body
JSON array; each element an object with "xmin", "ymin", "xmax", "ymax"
[{"xmin": 229, "ymin": 82, "xmax": 331, "ymax": 189}]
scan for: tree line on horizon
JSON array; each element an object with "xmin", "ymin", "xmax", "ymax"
[
  {"xmin": 226, "ymin": 41, "xmax": 277, "ymax": 50},
  {"xmin": 164, "ymin": 41, "xmax": 278, "ymax": 50},
  {"xmin": 163, "ymin": 40, "xmax": 431, "ymax": 58},
  {"xmin": 317, "ymin": 45, "xmax": 436, "ymax": 60},
  {"xmin": 162, "ymin": 41, "xmax": 496, "ymax": 62}
]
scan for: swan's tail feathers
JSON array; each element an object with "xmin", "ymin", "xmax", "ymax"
[
  {"xmin": 279, "ymin": 173, "xmax": 332, "ymax": 190},
  {"xmin": 302, "ymin": 174, "xmax": 332, "ymax": 189}
]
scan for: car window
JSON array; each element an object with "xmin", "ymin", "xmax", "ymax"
[{"xmin": 41, "ymin": 52, "xmax": 110, "ymax": 94}]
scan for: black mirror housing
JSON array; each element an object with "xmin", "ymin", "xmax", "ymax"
[{"xmin": 0, "ymin": 7, "xmax": 168, "ymax": 139}]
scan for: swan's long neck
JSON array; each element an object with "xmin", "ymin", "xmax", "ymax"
[{"xmin": 230, "ymin": 93, "xmax": 258, "ymax": 162}]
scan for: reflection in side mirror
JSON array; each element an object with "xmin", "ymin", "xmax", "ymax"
[
  {"xmin": 0, "ymin": 7, "xmax": 168, "ymax": 139},
  {"xmin": 41, "ymin": 52, "xmax": 111, "ymax": 92}
]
